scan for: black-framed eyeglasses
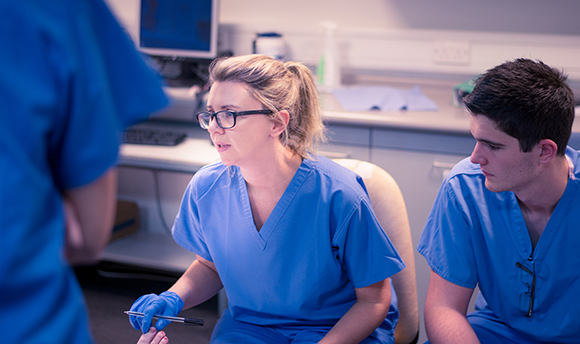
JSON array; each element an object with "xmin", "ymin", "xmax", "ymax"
[
  {"xmin": 195, "ymin": 109, "xmax": 273, "ymax": 130},
  {"xmin": 516, "ymin": 259, "xmax": 535, "ymax": 317}
]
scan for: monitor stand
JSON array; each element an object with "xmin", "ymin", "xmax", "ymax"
[{"xmin": 167, "ymin": 60, "xmax": 212, "ymax": 87}]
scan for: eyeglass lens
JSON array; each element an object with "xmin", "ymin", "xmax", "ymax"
[
  {"xmin": 197, "ymin": 111, "xmax": 236, "ymax": 129},
  {"xmin": 215, "ymin": 111, "xmax": 235, "ymax": 128}
]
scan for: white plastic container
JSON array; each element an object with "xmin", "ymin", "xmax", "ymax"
[{"xmin": 253, "ymin": 32, "xmax": 286, "ymax": 60}]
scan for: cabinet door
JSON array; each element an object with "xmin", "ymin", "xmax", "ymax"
[
  {"xmin": 371, "ymin": 146, "xmax": 468, "ymax": 344},
  {"xmin": 320, "ymin": 124, "xmax": 371, "ymax": 161},
  {"xmin": 319, "ymin": 142, "xmax": 370, "ymax": 161}
]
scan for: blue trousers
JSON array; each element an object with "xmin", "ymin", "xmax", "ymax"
[{"xmin": 210, "ymin": 310, "xmax": 394, "ymax": 344}]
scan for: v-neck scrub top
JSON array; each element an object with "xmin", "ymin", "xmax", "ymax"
[
  {"xmin": 173, "ymin": 156, "xmax": 405, "ymax": 330},
  {"xmin": 417, "ymin": 147, "xmax": 580, "ymax": 343}
]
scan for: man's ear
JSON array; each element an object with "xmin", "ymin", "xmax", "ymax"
[
  {"xmin": 537, "ymin": 139, "xmax": 558, "ymax": 164},
  {"xmin": 271, "ymin": 110, "xmax": 289, "ymax": 136}
]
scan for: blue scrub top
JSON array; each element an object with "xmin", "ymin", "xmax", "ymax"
[
  {"xmin": 0, "ymin": 1, "xmax": 168, "ymax": 343},
  {"xmin": 418, "ymin": 147, "xmax": 580, "ymax": 342},
  {"xmin": 173, "ymin": 156, "xmax": 405, "ymax": 330}
]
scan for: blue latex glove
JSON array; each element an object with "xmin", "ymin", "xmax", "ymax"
[{"xmin": 129, "ymin": 291, "xmax": 184, "ymax": 333}]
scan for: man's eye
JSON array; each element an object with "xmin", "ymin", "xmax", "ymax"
[{"xmin": 488, "ymin": 143, "xmax": 500, "ymax": 150}]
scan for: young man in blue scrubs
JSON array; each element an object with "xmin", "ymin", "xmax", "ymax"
[
  {"xmin": 418, "ymin": 58, "xmax": 580, "ymax": 343},
  {"xmin": 0, "ymin": 1, "xmax": 168, "ymax": 343}
]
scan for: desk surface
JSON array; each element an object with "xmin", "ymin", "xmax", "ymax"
[
  {"xmin": 119, "ymin": 137, "xmax": 220, "ymax": 173},
  {"xmin": 102, "ymin": 231, "xmax": 195, "ymax": 273}
]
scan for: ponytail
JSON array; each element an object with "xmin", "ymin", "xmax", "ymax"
[{"xmin": 209, "ymin": 55, "xmax": 326, "ymax": 158}]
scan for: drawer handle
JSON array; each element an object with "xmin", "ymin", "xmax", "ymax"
[
  {"xmin": 432, "ymin": 161, "xmax": 457, "ymax": 179},
  {"xmin": 432, "ymin": 161, "xmax": 457, "ymax": 169},
  {"xmin": 319, "ymin": 151, "xmax": 350, "ymax": 159}
]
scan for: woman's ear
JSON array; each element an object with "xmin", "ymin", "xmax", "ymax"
[
  {"xmin": 537, "ymin": 139, "xmax": 558, "ymax": 164},
  {"xmin": 271, "ymin": 110, "xmax": 289, "ymax": 136}
]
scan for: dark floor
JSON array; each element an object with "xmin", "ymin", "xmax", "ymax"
[{"xmin": 76, "ymin": 262, "xmax": 219, "ymax": 344}]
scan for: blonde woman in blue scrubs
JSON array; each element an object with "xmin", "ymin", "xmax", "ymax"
[{"xmin": 130, "ymin": 54, "xmax": 405, "ymax": 344}]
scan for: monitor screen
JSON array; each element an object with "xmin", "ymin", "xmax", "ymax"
[{"xmin": 138, "ymin": 0, "xmax": 219, "ymax": 60}]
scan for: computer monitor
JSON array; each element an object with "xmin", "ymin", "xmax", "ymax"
[{"xmin": 137, "ymin": 0, "xmax": 219, "ymax": 61}]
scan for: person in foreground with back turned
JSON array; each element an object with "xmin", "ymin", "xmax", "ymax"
[
  {"xmin": 418, "ymin": 58, "xmax": 580, "ymax": 343},
  {"xmin": 0, "ymin": 1, "xmax": 168, "ymax": 343},
  {"xmin": 129, "ymin": 54, "xmax": 406, "ymax": 344}
]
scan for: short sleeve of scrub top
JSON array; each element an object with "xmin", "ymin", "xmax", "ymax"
[
  {"xmin": 46, "ymin": 1, "xmax": 169, "ymax": 189},
  {"xmin": 417, "ymin": 158, "xmax": 481, "ymax": 289},
  {"xmin": 173, "ymin": 157, "xmax": 404, "ymax": 327}
]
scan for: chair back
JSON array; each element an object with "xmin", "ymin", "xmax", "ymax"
[{"xmin": 334, "ymin": 159, "xmax": 419, "ymax": 344}]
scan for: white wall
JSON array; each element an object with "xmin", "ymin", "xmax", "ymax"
[
  {"xmin": 220, "ymin": 0, "xmax": 580, "ymax": 80},
  {"xmin": 106, "ymin": 0, "xmax": 580, "ymax": 80},
  {"xmin": 107, "ymin": 0, "xmax": 580, "ymax": 35},
  {"xmin": 219, "ymin": 0, "xmax": 580, "ymax": 35}
]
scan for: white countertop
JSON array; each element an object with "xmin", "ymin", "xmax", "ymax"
[
  {"xmin": 321, "ymin": 89, "xmax": 471, "ymax": 135},
  {"xmin": 319, "ymin": 76, "xmax": 580, "ymax": 135},
  {"xmin": 158, "ymin": 75, "xmax": 580, "ymax": 137},
  {"xmin": 119, "ymin": 137, "xmax": 220, "ymax": 173}
]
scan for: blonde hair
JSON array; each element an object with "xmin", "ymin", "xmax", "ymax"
[{"xmin": 208, "ymin": 54, "xmax": 326, "ymax": 159}]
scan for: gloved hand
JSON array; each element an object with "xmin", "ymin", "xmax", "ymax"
[{"xmin": 129, "ymin": 291, "xmax": 184, "ymax": 333}]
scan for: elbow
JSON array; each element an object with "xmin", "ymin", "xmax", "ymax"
[
  {"xmin": 83, "ymin": 238, "xmax": 110, "ymax": 261},
  {"xmin": 65, "ymin": 232, "xmax": 111, "ymax": 266}
]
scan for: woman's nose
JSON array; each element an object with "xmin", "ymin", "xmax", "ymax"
[{"xmin": 207, "ymin": 116, "xmax": 222, "ymax": 133}]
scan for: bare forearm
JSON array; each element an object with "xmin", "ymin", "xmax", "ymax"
[
  {"xmin": 169, "ymin": 258, "xmax": 223, "ymax": 309},
  {"xmin": 391, "ymin": 272, "xmax": 419, "ymax": 344},
  {"xmin": 320, "ymin": 301, "xmax": 389, "ymax": 344},
  {"xmin": 424, "ymin": 271, "xmax": 479, "ymax": 344},
  {"xmin": 425, "ymin": 304, "xmax": 480, "ymax": 343},
  {"xmin": 64, "ymin": 168, "xmax": 117, "ymax": 264}
]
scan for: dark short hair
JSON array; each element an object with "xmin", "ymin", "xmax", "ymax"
[{"xmin": 463, "ymin": 58, "xmax": 575, "ymax": 155}]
